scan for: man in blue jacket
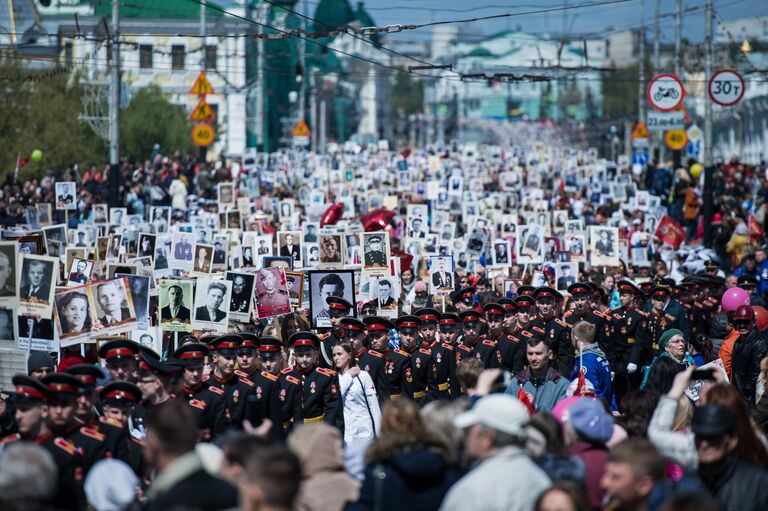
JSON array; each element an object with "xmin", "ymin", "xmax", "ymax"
[{"xmin": 571, "ymin": 320, "xmax": 617, "ymax": 410}]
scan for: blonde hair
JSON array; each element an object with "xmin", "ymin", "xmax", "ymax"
[{"xmin": 672, "ymin": 396, "xmax": 693, "ymax": 432}]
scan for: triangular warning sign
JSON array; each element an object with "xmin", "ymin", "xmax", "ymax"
[
  {"xmin": 189, "ymin": 97, "xmax": 216, "ymax": 122},
  {"xmin": 292, "ymin": 119, "xmax": 311, "ymax": 138},
  {"xmin": 190, "ymin": 71, "xmax": 215, "ymax": 95},
  {"xmin": 631, "ymin": 121, "xmax": 650, "ymax": 140}
]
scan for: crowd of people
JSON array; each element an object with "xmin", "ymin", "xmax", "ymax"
[{"xmin": 1, "ymin": 139, "xmax": 768, "ymax": 511}]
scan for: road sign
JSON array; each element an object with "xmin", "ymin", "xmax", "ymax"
[
  {"xmin": 686, "ymin": 141, "xmax": 701, "ymax": 158},
  {"xmin": 708, "ymin": 69, "xmax": 745, "ymax": 106},
  {"xmin": 190, "ymin": 71, "xmax": 215, "ymax": 95},
  {"xmin": 647, "ymin": 111, "xmax": 685, "ymax": 131},
  {"xmin": 292, "ymin": 119, "xmax": 310, "ymax": 137},
  {"xmin": 664, "ymin": 129, "xmax": 688, "ymax": 150},
  {"xmin": 647, "ymin": 73, "xmax": 685, "ymax": 112},
  {"xmin": 192, "ymin": 123, "xmax": 215, "ymax": 147},
  {"xmin": 189, "ymin": 97, "xmax": 216, "ymax": 122},
  {"xmin": 687, "ymin": 124, "xmax": 702, "ymax": 142},
  {"xmin": 632, "ymin": 151, "xmax": 649, "ymax": 165},
  {"xmin": 631, "ymin": 121, "xmax": 650, "ymax": 139}
]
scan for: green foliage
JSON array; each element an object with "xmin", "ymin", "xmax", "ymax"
[
  {"xmin": 119, "ymin": 86, "xmax": 194, "ymax": 161},
  {"xmin": 389, "ymin": 70, "xmax": 424, "ymax": 115},
  {"xmin": 602, "ymin": 64, "xmax": 640, "ymax": 120},
  {"xmin": 0, "ymin": 62, "xmax": 105, "ymax": 179}
]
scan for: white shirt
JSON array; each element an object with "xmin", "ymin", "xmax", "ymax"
[{"xmin": 338, "ymin": 370, "xmax": 381, "ymax": 447}]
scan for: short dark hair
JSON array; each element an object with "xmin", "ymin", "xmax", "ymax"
[
  {"xmin": 526, "ymin": 336, "xmax": 549, "ymax": 349},
  {"xmin": 145, "ymin": 400, "xmax": 199, "ymax": 456},
  {"xmin": 318, "ymin": 273, "xmax": 344, "ymax": 293},
  {"xmin": 608, "ymin": 438, "xmax": 665, "ymax": 482},
  {"xmin": 456, "ymin": 357, "xmax": 484, "ymax": 391},
  {"xmin": 243, "ymin": 442, "xmax": 301, "ymax": 510}
]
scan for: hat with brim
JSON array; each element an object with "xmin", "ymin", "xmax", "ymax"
[{"xmin": 692, "ymin": 405, "xmax": 736, "ymax": 437}]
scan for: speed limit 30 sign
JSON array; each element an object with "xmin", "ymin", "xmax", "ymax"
[{"xmin": 708, "ymin": 69, "xmax": 745, "ymax": 106}]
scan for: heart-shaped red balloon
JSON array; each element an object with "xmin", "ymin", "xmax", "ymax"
[
  {"xmin": 320, "ymin": 203, "xmax": 344, "ymax": 227},
  {"xmin": 362, "ymin": 208, "xmax": 395, "ymax": 232},
  {"xmin": 391, "ymin": 248, "xmax": 413, "ymax": 273}
]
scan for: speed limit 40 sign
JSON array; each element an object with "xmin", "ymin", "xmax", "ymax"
[{"xmin": 709, "ymin": 69, "xmax": 745, "ymax": 106}]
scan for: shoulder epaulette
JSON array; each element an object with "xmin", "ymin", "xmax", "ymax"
[
  {"xmin": 201, "ymin": 375, "xmax": 210, "ymax": 382},
  {"xmin": 555, "ymin": 318, "xmax": 569, "ymax": 328},
  {"xmin": 317, "ymin": 332, "xmax": 332, "ymax": 340},
  {"xmin": 593, "ymin": 310, "xmax": 607, "ymax": 318},
  {"xmin": 636, "ymin": 309, "xmax": 648, "ymax": 317},
  {"xmin": 458, "ymin": 344, "xmax": 472, "ymax": 352},
  {"xmin": 563, "ymin": 310, "xmax": 573, "ymax": 318},
  {"xmin": 285, "ymin": 375, "xmax": 301, "ymax": 385},
  {"xmin": 54, "ymin": 437, "xmax": 77, "ymax": 455},
  {"xmin": 395, "ymin": 349, "xmax": 410, "ymax": 357},
  {"xmin": 131, "ymin": 437, "xmax": 145, "ymax": 447},
  {"xmin": 0, "ymin": 433, "xmax": 20, "ymax": 445},
  {"xmin": 189, "ymin": 399, "xmax": 207, "ymax": 410},
  {"xmin": 368, "ymin": 349, "xmax": 384, "ymax": 358},
  {"xmin": 234, "ymin": 369, "xmax": 249, "ymax": 378},
  {"xmin": 665, "ymin": 313, "xmax": 676, "ymax": 321},
  {"xmin": 261, "ymin": 371, "xmax": 278, "ymax": 381},
  {"xmin": 316, "ymin": 367, "xmax": 337, "ymax": 377},
  {"xmin": 79, "ymin": 427, "xmax": 105, "ymax": 442},
  {"xmin": 419, "ymin": 348, "xmax": 432, "ymax": 355},
  {"xmin": 441, "ymin": 342, "xmax": 455, "ymax": 350},
  {"xmin": 99, "ymin": 417, "xmax": 124, "ymax": 428},
  {"xmin": 613, "ymin": 312, "xmax": 623, "ymax": 320},
  {"xmin": 281, "ymin": 367, "xmax": 293, "ymax": 374},
  {"xmin": 208, "ymin": 385, "xmax": 224, "ymax": 395},
  {"xmin": 482, "ymin": 339, "xmax": 497, "ymax": 347},
  {"xmin": 239, "ymin": 377, "xmax": 255, "ymax": 387},
  {"xmin": 520, "ymin": 330, "xmax": 534, "ymax": 338},
  {"xmin": 532, "ymin": 326, "xmax": 545, "ymax": 334}
]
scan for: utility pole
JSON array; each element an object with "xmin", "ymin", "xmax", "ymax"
[
  {"xmin": 674, "ymin": 0, "xmax": 682, "ymax": 77},
  {"xmin": 256, "ymin": 3, "xmax": 266, "ymax": 152},
  {"xmin": 108, "ymin": 0, "xmax": 120, "ymax": 206},
  {"xmin": 199, "ymin": 0, "xmax": 207, "ymax": 162},
  {"xmin": 310, "ymin": 68, "xmax": 318, "ymax": 152},
  {"xmin": 703, "ymin": 0, "xmax": 715, "ymax": 247},
  {"xmin": 651, "ymin": 0, "xmax": 660, "ymax": 163},
  {"xmin": 638, "ymin": 0, "xmax": 646, "ymax": 123},
  {"xmin": 297, "ymin": 0, "xmax": 306, "ymax": 122}
]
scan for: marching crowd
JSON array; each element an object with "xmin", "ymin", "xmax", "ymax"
[{"xmin": 1, "ymin": 141, "xmax": 768, "ymax": 511}]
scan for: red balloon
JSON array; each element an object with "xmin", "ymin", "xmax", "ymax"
[
  {"xmin": 753, "ymin": 306, "xmax": 768, "ymax": 332},
  {"xmin": 362, "ymin": 208, "xmax": 395, "ymax": 232},
  {"xmin": 320, "ymin": 203, "xmax": 344, "ymax": 227}
]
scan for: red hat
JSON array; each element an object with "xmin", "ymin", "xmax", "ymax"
[{"xmin": 363, "ymin": 316, "xmax": 395, "ymax": 332}]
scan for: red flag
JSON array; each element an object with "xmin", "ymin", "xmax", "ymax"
[
  {"xmin": 16, "ymin": 156, "xmax": 30, "ymax": 169},
  {"xmin": 653, "ymin": 215, "xmax": 686, "ymax": 249},
  {"xmin": 517, "ymin": 387, "xmax": 535, "ymax": 416},
  {"xmin": 749, "ymin": 215, "xmax": 765, "ymax": 241}
]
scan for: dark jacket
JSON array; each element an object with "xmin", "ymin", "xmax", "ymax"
[
  {"xmin": 147, "ymin": 466, "xmax": 238, "ymax": 511},
  {"xmin": 699, "ymin": 456, "xmax": 768, "ymax": 511},
  {"xmin": 731, "ymin": 329, "xmax": 768, "ymax": 407},
  {"xmin": 350, "ymin": 429, "xmax": 461, "ymax": 511}
]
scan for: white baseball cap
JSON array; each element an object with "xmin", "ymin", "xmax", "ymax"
[{"xmin": 453, "ymin": 394, "xmax": 529, "ymax": 436}]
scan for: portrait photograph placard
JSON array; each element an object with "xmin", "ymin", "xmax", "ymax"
[
  {"xmin": 253, "ymin": 267, "xmax": 291, "ymax": 319},
  {"xmin": 192, "ymin": 278, "xmax": 232, "ymax": 333},
  {"xmin": 0, "ymin": 242, "xmax": 18, "ymax": 309},
  {"xmin": 55, "ymin": 182, "xmax": 77, "ymax": 211},
  {"xmin": 590, "ymin": 226, "xmax": 620, "ymax": 267},
  {"xmin": 67, "ymin": 258, "xmax": 93, "ymax": 286},
  {"xmin": 277, "ymin": 230, "xmax": 302, "ymax": 266},
  {"xmin": 362, "ymin": 232, "xmax": 390, "ymax": 274},
  {"xmin": 285, "ymin": 271, "xmax": 305, "ymax": 308},
  {"xmin": 226, "ymin": 271, "xmax": 256, "ymax": 323},
  {"xmin": 89, "ymin": 277, "xmax": 137, "ymax": 335},
  {"xmin": 17, "ymin": 254, "xmax": 58, "ymax": 318},
  {"xmin": 158, "ymin": 279, "xmax": 194, "ymax": 332},
  {"xmin": 54, "ymin": 285, "xmax": 96, "ymax": 345},
  {"xmin": 308, "ymin": 269, "xmax": 355, "ymax": 329},
  {"xmin": 17, "ymin": 316, "xmax": 55, "ymax": 352},
  {"xmin": 429, "ymin": 255, "xmax": 455, "ymax": 294}
]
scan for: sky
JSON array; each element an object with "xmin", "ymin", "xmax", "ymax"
[{"xmin": 288, "ymin": 0, "xmax": 768, "ymax": 45}]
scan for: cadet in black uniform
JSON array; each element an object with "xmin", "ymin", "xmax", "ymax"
[
  {"xmin": 206, "ymin": 335, "xmax": 256, "ymax": 428},
  {"xmin": 317, "ymin": 296, "xmax": 354, "ymax": 368},
  {"xmin": 41, "ymin": 373, "xmax": 109, "ymax": 476},
  {"xmin": 395, "ymin": 315, "xmax": 437, "ymax": 404},
  {"xmin": 450, "ymin": 286, "xmax": 477, "ymax": 314},
  {"xmin": 530, "ymin": 287, "xmax": 572, "ymax": 374},
  {"xmin": 280, "ymin": 332, "xmax": 343, "ymax": 430},
  {"xmin": 432, "ymin": 313, "xmax": 460, "ymax": 399},
  {"xmin": 632, "ymin": 285, "xmax": 690, "ymax": 370},
  {"xmin": 563, "ymin": 282, "xmax": 609, "ymax": 373},
  {"xmin": 364, "ymin": 316, "xmax": 408, "ymax": 400},
  {"xmin": 170, "ymin": 342, "xmax": 227, "ymax": 441},
  {"xmin": 98, "ymin": 338, "xmax": 140, "ymax": 383},
  {"xmin": 340, "ymin": 317, "xmax": 388, "ymax": 401},
  {"xmin": 414, "ymin": 308, "xmax": 440, "ymax": 348},
  {"xmin": 98, "ymin": 381, "xmax": 147, "ymax": 480},
  {"xmin": 65, "ymin": 364, "xmax": 129, "ymax": 462},
  {"xmin": 457, "ymin": 310, "xmax": 499, "ymax": 368},
  {"xmin": 2, "ymin": 375, "xmax": 84, "ymax": 511},
  {"xmin": 498, "ymin": 298, "xmax": 518, "ymax": 335},
  {"xmin": 607, "ymin": 280, "xmax": 648, "ymax": 398},
  {"xmin": 232, "ymin": 334, "xmax": 283, "ymax": 435},
  {"xmin": 485, "ymin": 303, "xmax": 525, "ymax": 373}
]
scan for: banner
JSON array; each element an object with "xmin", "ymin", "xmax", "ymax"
[{"xmin": 653, "ymin": 215, "xmax": 686, "ymax": 249}]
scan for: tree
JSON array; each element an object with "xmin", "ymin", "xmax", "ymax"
[
  {"xmin": 0, "ymin": 62, "xmax": 105, "ymax": 179},
  {"xmin": 120, "ymin": 86, "xmax": 194, "ymax": 161},
  {"xmin": 389, "ymin": 70, "xmax": 423, "ymax": 115}
]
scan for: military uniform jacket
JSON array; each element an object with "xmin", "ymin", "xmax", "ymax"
[
  {"xmin": 83, "ymin": 416, "xmax": 131, "ymax": 464},
  {"xmin": 235, "ymin": 369, "xmax": 283, "ymax": 434},
  {"xmin": 470, "ymin": 337, "xmax": 501, "ymax": 369},
  {"xmin": 179, "ymin": 383, "xmax": 227, "ymax": 441},
  {"xmin": 496, "ymin": 329, "xmax": 527, "ymax": 373},
  {"xmin": 607, "ymin": 306, "xmax": 647, "ymax": 362},
  {"xmin": 53, "ymin": 423, "xmax": 109, "ymax": 476},
  {"xmin": 632, "ymin": 302, "xmax": 690, "ymax": 366},
  {"xmin": 402, "ymin": 347, "xmax": 438, "ymax": 404},
  {"xmin": 278, "ymin": 370, "xmax": 302, "ymax": 432},
  {"xmin": 281, "ymin": 367, "xmax": 344, "ymax": 431},
  {"xmin": 431, "ymin": 342, "xmax": 457, "ymax": 399},
  {"xmin": 357, "ymin": 348, "xmax": 389, "ymax": 401},
  {"xmin": 382, "ymin": 348, "xmax": 410, "ymax": 399},
  {"xmin": 530, "ymin": 315, "xmax": 572, "ymax": 374},
  {"xmin": 206, "ymin": 373, "xmax": 255, "ymax": 428},
  {"xmin": 2, "ymin": 431, "xmax": 85, "ymax": 511},
  {"xmin": 563, "ymin": 310, "xmax": 609, "ymax": 371}
]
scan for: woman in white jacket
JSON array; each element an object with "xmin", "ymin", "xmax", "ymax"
[{"xmin": 332, "ymin": 340, "xmax": 381, "ymax": 448}]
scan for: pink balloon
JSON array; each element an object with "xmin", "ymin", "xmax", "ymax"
[{"xmin": 722, "ymin": 287, "xmax": 750, "ymax": 312}]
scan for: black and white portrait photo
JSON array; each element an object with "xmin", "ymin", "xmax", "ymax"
[
  {"xmin": 17, "ymin": 254, "xmax": 57, "ymax": 318},
  {"xmin": 218, "ymin": 182, "xmax": 235, "ymax": 207},
  {"xmin": 318, "ymin": 234, "xmax": 343, "ymax": 266},
  {"xmin": 590, "ymin": 226, "xmax": 619, "ymax": 266},
  {"xmin": 362, "ymin": 232, "xmax": 390, "ymax": 272},
  {"xmin": 555, "ymin": 263, "xmax": 578, "ymax": 291},
  {"xmin": 90, "ymin": 278, "xmax": 136, "ymax": 332},
  {"xmin": 192, "ymin": 278, "xmax": 232, "ymax": 332},
  {"xmin": 138, "ymin": 233, "xmax": 157, "ymax": 259},
  {"xmin": 67, "ymin": 258, "xmax": 92, "ymax": 285},
  {"xmin": 193, "ymin": 243, "xmax": 214, "ymax": 274},
  {"xmin": 53, "ymin": 286, "xmax": 94, "ymax": 342},
  {"xmin": 429, "ymin": 255, "xmax": 454, "ymax": 294},
  {"xmin": 226, "ymin": 272, "xmax": 255, "ymax": 322},
  {"xmin": 278, "ymin": 231, "xmax": 302, "ymax": 265},
  {"xmin": 92, "ymin": 203, "xmax": 108, "ymax": 223},
  {"xmin": 55, "ymin": 182, "xmax": 77, "ymax": 210},
  {"xmin": 159, "ymin": 279, "xmax": 193, "ymax": 332},
  {"xmin": 491, "ymin": 240, "xmax": 511, "ymax": 268},
  {"xmin": 0, "ymin": 242, "xmax": 18, "ymax": 309},
  {"xmin": 110, "ymin": 207, "xmax": 127, "ymax": 226},
  {"xmin": 308, "ymin": 270, "xmax": 355, "ymax": 329}
]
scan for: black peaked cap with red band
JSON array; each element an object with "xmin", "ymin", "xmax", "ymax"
[
  {"xmin": 289, "ymin": 331, "xmax": 320, "ymax": 350},
  {"xmin": 65, "ymin": 364, "xmax": 104, "ymax": 391},
  {"xmin": 514, "ymin": 296, "xmax": 536, "ymax": 309},
  {"xmin": 534, "ymin": 286, "xmax": 562, "ymax": 301},
  {"xmin": 459, "ymin": 310, "xmax": 482, "ymax": 323},
  {"xmin": 99, "ymin": 381, "xmax": 142, "ymax": 406},
  {"xmin": 42, "ymin": 373, "xmax": 83, "ymax": 400},
  {"xmin": 98, "ymin": 338, "xmax": 140, "ymax": 361},
  {"xmin": 258, "ymin": 336, "xmax": 283, "ymax": 354},
  {"xmin": 517, "ymin": 285, "xmax": 536, "ymax": 297},
  {"xmin": 413, "ymin": 308, "xmax": 440, "ymax": 324},
  {"xmin": 327, "ymin": 296, "xmax": 353, "ymax": 313},
  {"xmin": 483, "ymin": 303, "xmax": 505, "ymax": 317},
  {"xmin": 440, "ymin": 312, "xmax": 460, "ymax": 326},
  {"xmin": 395, "ymin": 315, "xmax": 422, "ymax": 330},
  {"xmin": 171, "ymin": 342, "xmax": 209, "ymax": 366},
  {"xmin": 498, "ymin": 298, "xmax": 517, "ymax": 312},
  {"xmin": 238, "ymin": 333, "xmax": 260, "ymax": 350},
  {"xmin": 567, "ymin": 282, "xmax": 593, "ymax": 297},
  {"xmin": 363, "ymin": 316, "xmax": 395, "ymax": 332},
  {"xmin": 12, "ymin": 374, "xmax": 52, "ymax": 404},
  {"xmin": 208, "ymin": 335, "xmax": 242, "ymax": 354},
  {"xmin": 340, "ymin": 317, "xmax": 367, "ymax": 333}
]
